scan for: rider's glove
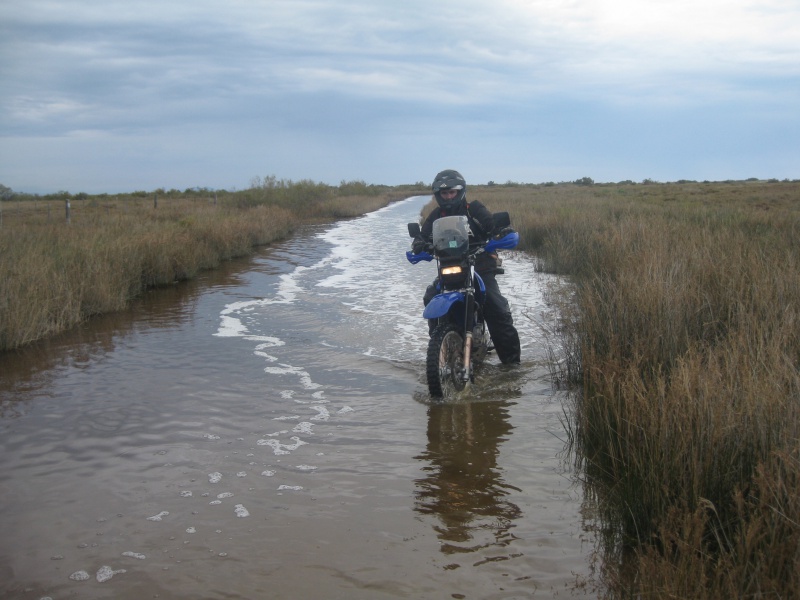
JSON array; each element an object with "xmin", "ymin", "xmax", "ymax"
[
  {"xmin": 494, "ymin": 226, "xmax": 515, "ymax": 239},
  {"xmin": 412, "ymin": 238, "xmax": 428, "ymax": 254}
]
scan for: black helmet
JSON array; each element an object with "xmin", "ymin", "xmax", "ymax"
[{"xmin": 432, "ymin": 169, "xmax": 467, "ymax": 211}]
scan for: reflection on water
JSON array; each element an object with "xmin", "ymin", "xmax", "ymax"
[
  {"xmin": 0, "ymin": 256, "xmax": 251, "ymax": 420},
  {"xmin": 415, "ymin": 398, "xmax": 522, "ymax": 555}
]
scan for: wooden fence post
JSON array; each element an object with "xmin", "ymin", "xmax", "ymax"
[{"xmin": 65, "ymin": 199, "xmax": 71, "ymax": 224}]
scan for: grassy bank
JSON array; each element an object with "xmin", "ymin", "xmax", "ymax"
[
  {"xmin": 469, "ymin": 180, "xmax": 800, "ymax": 598},
  {"xmin": 1, "ymin": 181, "xmax": 422, "ymax": 351}
]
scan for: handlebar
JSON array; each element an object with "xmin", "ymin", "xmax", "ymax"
[{"xmin": 406, "ymin": 231, "xmax": 518, "ymax": 264}]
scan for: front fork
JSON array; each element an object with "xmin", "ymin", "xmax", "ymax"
[{"xmin": 461, "ymin": 289, "xmax": 475, "ymax": 383}]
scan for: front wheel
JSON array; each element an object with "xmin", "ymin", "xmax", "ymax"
[{"xmin": 426, "ymin": 323, "xmax": 467, "ymax": 398}]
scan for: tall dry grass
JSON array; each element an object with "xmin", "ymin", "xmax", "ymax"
[
  {"xmin": 1, "ymin": 187, "xmax": 403, "ymax": 351},
  {"xmin": 1, "ymin": 201, "xmax": 294, "ymax": 350},
  {"xmin": 469, "ymin": 180, "xmax": 800, "ymax": 598}
]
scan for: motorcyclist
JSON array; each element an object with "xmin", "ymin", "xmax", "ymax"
[{"xmin": 411, "ymin": 169, "xmax": 521, "ymax": 364}]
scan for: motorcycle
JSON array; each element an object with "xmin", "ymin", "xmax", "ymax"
[{"xmin": 406, "ymin": 212, "xmax": 519, "ymax": 398}]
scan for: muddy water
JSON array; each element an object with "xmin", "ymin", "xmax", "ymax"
[{"xmin": 0, "ymin": 196, "xmax": 595, "ymax": 600}]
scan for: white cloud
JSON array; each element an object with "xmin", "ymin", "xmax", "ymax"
[{"xmin": 504, "ymin": 0, "xmax": 800, "ymax": 70}]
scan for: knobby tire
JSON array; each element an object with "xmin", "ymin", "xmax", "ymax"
[{"xmin": 426, "ymin": 323, "xmax": 466, "ymax": 398}]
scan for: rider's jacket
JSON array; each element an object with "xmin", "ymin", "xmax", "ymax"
[{"xmin": 419, "ymin": 199, "xmax": 501, "ymax": 274}]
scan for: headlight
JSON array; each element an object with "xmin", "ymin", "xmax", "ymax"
[{"xmin": 441, "ymin": 265, "xmax": 463, "ymax": 276}]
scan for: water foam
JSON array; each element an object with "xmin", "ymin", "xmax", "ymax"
[
  {"xmin": 257, "ymin": 436, "xmax": 308, "ymax": 455},
  {"xmin": 264, "ymin": 364, "xmax": 322, "ymax": 390},
  {"xmin": 96, "ymin": 565, "xmax": 126, "ymax": 582},
  {"xmin": 310, "ymin": 406, "xmax": 330, "ymax": 421},
  {"xmin": 292, "ymin": 422, "xmax": 314, "ymax": 434}
]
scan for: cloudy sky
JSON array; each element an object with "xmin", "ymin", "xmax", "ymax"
[{"xmin": 1, "ymin": 0, "xmax": 798, "ymax": 194}]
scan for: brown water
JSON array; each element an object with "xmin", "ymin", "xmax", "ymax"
[{"xmin": 0, "ymin": 197, "xmax": 596, "ymax": 599}]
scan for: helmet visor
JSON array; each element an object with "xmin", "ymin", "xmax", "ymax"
[
  {"xmin": 433, "ymin": 183, "xmax": 464, "ymax": 194},
  {"xmin": 432, "ymin": 170, "xmax": 466, "ymax": 192}
]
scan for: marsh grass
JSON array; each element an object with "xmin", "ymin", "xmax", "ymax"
[
  {"xmin": 469, "ymin": 180, "xmax": 800, "ymax": 598},
  {"xmin": 1, "ymin": 187, "xmax": 402, "ymax": 351}
]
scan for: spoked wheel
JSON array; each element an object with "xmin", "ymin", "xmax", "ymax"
[{"xmin": 426, "ymin": 323, "xmax": 467, "ymax": 398}]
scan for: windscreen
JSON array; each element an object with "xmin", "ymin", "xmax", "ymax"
[{"xmin": 432, "ymin": 216, "xmax": 470, "ymax": 257}]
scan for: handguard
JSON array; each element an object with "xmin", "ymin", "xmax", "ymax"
[
  {"xmin": 406, "ymin": 250, "xmax": 434, "ymax": 264},
  {"xmin": 485, "ymin": 231, "xmax": 519, "ymax": 253}
]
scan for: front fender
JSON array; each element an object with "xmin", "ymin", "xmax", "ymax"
[{"xmin": 423, "ymin": 291, "xmax": 464, "ymax": 319}]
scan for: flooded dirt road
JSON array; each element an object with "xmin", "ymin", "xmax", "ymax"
[{"xmin": 0, "ymin": 196, "xmax": 595, "ymax": 599}]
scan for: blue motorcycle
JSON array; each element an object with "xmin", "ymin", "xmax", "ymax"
[{"xmin": 407, "ymin": 213, "xmax": 519, "ymax": 397}]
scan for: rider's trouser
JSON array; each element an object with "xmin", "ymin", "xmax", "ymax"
[{"xmin": 480, "ymin": 272, "xmax": 521, "ymax": 364}]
